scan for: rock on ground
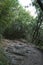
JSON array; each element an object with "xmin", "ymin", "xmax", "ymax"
[{"xmin": 2, "ymin": 39, "xmax": 43, "ymax": 65}]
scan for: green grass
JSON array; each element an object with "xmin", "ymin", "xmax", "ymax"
[{"xmin": 0, "ymin": 46, "xmax": 10, "ymax": 65}]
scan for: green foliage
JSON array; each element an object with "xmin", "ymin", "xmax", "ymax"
[
  {"xmin": 0, "ymin": 0, "xmax": 18, "ymax": 37},
  {"xmin": 0, "ymin": 0, "xmax": 35, "ymax": 41},
  {"xmin": 0, "ymin": 47, "xmax": 10, "ymax": 65},
  {"xmin": 3, "ymin": 7, "xmax": 34, "ymax": 40},
  {"xmin": 3, "ymin": 21, "xmax": 25, "ymax": 39}
]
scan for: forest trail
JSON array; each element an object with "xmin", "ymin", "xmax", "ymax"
[{"xmin": 1, "ymin": 39, "xmax": 43, "ymax": 65}]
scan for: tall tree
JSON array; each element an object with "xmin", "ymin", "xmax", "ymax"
[{"xmin": 32, "ymin": 0, "xmax": 43, "ymax": 45}]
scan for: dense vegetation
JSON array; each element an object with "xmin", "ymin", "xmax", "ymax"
[
  {"xmin": 0, "ymin": 0, "xmax": 35, "ymax": 41},
  {"xmin": 3, "ymin": 7, "xmax": 34, "ymax": 40},
  {"xmin": 0, "ymin": 0, "xmax": 18, "ymax": 39},
  {"xmin": 0, "ymin": 0, "xmax": 43, "ymax": 65},
  {"xmin": 32, "ymin": 0, "xmax": 43, "ymax": 46}
]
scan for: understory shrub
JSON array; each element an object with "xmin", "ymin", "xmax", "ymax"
[
  {"xmin": 3, "ymin": 21, "xmax": 26, "ymax": 39},
  {"xmin": 3, "ymin": 20, "xmax": 34, "ymax": 42},
  {"xmin": 0, "ymin": 47, "xmax": 10, "ymax": 65}
]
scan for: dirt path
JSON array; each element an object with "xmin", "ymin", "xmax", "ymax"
[{"xmin": 1, "ymin": 39, "xmax": 43, "ymax": 65}]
